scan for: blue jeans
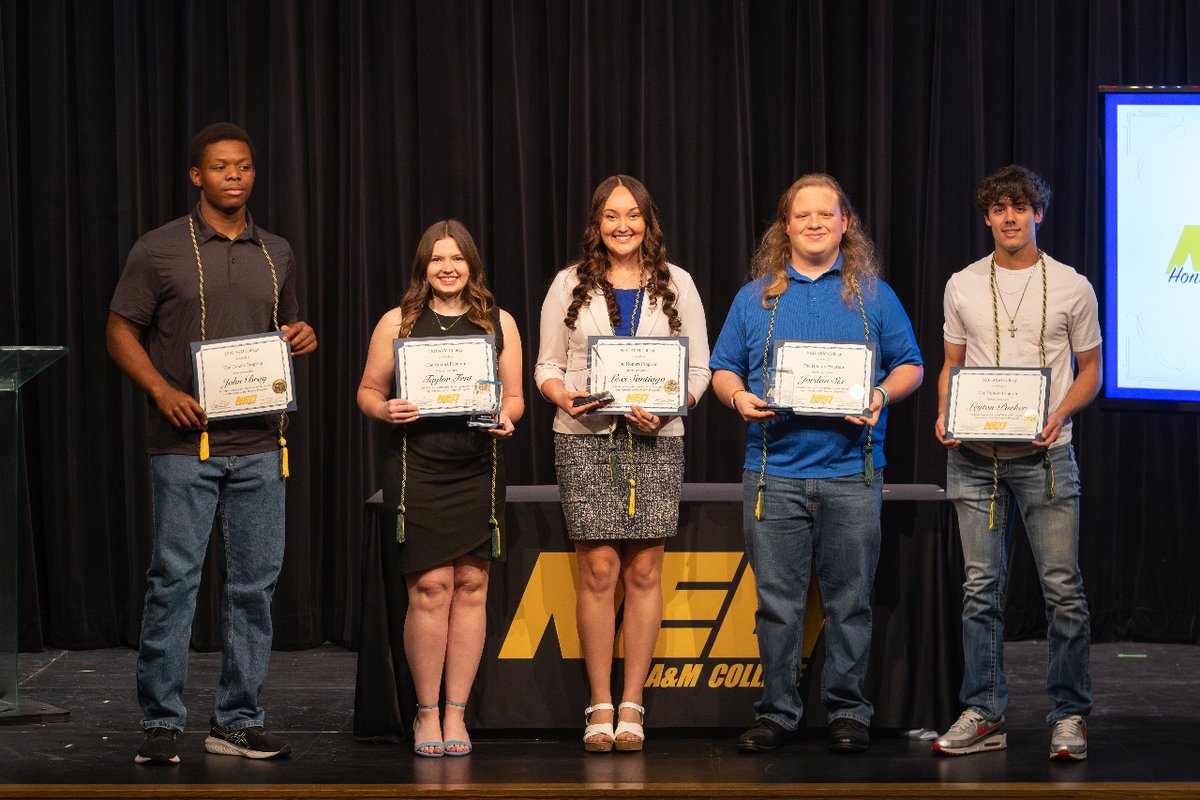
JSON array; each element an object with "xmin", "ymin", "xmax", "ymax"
[
  {"xmin": 741, "ymin": 469, "xmax": 882, "ymax": 730},
  {"xmin": 946, "ymin": 444, "xmax": 1091, "ymax": 724},
  {"xmin": 137, "ymin": 451, "xmax": 286, "ymax": 732}
]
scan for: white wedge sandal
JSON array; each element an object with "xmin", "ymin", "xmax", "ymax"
[
  {"xmin": 583, "ymin": 703, "xmax": 615, "ymax": 753},
  {"xmin": 614, "ymin": 701, "xmax": 645, "ymax": 752}
]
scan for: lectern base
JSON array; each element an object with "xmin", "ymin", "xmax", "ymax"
[{"xmin": 0, "ymin": 698, "xmax": 70, "ymax": 725}]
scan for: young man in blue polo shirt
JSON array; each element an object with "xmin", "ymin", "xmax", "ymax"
[{"xmin": 710, "ymin": 174, "xmax": 923, "ymax": 755}]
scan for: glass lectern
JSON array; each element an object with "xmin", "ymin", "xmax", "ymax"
[{"xmin": 0, "ymin": 346, "xmax": 70, "ymax": 724}]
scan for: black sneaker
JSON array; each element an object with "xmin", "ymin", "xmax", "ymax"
[
  {"xmin": 204, "ymin": 717, "xmax": 292, "ymax": 759},
  {"xmin": 134, "ymin": 727, "xmax": 180, "ymax": 765},
  {"xmin": 829, "ymin": 717, "xmax": 870, "ymax": 754}
]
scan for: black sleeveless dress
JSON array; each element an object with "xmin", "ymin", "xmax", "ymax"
[{"xmin": 380, "ymin": 307, "xmax": 506, "ymax": 574}]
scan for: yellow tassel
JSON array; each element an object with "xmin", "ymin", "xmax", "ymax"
[
  {"xmin": 199, "ymin": 430, "xmax": 210, "ymax": 461},
  {"xmin": 755, "ymin": 482, "xmax": 765, "ymax": 521},
  {"xmin": 628, "ymin": 478, "xmax": 636, "ymax": 517},
  {"xmin": 988, "ymin": 495, "xmax": 996, "ymax": 531},
  {"xmin": 279, "ymin": 436, "xmax": 289, "ymax": 478}
]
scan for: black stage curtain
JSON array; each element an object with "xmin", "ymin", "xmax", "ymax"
[{"xmin": 3, "ymin": 1, "xmax": 1200, "ymax": 652}]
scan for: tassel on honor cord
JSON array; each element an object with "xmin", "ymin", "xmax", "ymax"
[
  {"xmin": 608, "ymin": 439, "xmax": 619, "ymax": 480},
  {"xmin": 627, "ymin": 478, "xmax": 636, "ymax": 517},
  {"xmin": 489, "ymin": 517, "xmax": 501, "ymax": 558},
  {"xmin": 863, "ymin": 440, "xmax": 874, "ymax": 486},
  {"xmin": 396, "ymin": 504, "xmax": 406, "ymax": 544},
  {"xmin": 199, "ymin": 430, "xmax": 210, "ymax": 461},
  {"xmin": 279, "ymin": 436, "xmax": 289, "ymax": 478},
  {"xmin": 755, "ymin": 480, "xmax": 766, "ymax": 521},
  {"xmin": 1043, "ymin": 453, "xmax": 1056, "ymax": 499}
]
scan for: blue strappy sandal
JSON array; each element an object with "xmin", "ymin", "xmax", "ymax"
[
  {"xmin": 443, "ymin": 700, "xmax": 472, "ymax": 756},
  {"xmin": 413, "ymin": 703, "xmax": 443, "ymax": 757}
]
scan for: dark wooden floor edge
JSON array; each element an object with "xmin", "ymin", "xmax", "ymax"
[{"xmin": 2, "ymin": 784, "xmax": 1199, "ymax": 799}]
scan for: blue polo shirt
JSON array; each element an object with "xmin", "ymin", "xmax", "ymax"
[{"xmin": 709, "ymin": 258, "xmax": 922, "ymax": 479}]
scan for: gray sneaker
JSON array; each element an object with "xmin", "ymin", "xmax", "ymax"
[
  {"xmin": 931, "ymin": 709, "xmax": 1007, "ymax": 756},
  {"xmin": 1049, "ymin": 714, "xmax": 1087, "ymax": 761}
]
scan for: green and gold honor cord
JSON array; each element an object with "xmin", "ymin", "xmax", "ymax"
[
  {"xmin": 189, "ymin": 215, "xmax": 288, "ymax": 477},
  {"xmin": 608, "ymin": 282, "xmax": 644, "ymax": 517},
  {"xmin": 755, "ymin": 278, "xmax": 873, "ymax": 521},
  {"xmin": 396, "ymin": 312, "xmax": 503, "ymax": 557},
  {"xmin": 987, "ymin": 251, "xmax": 1053, "ymax": 531}
]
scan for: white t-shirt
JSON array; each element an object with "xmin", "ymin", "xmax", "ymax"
[{"xmin": 943, "ymin": 252, "xmax": 1102, "ymax": 458}]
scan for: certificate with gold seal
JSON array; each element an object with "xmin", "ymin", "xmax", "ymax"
[
  {"xmin": 766, "ymin": 341, "xmax": 876, "ymax": 416},
  {"xmin": 944, "ymin": 366, "xmax": 1051, "ymax": 442},
  {"xmin": 586, "ymin": 336, "xmax": 689, "ymax": 416},
  {"xmin": 393, "ymin": 335, "xmax": 497, "ymax": 417},
  {"xmin": 190, "ymin": 331, "xmax": 297, "ymax": 420}
]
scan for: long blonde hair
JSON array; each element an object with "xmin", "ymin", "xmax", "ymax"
[{"xmin": 749, "ymin": 173, "xmax": 880, "ymax": 306}]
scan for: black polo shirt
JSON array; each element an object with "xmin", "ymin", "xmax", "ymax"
[{"xmin": 110, "ymin": 205, "xmax": 301, "ymax": 455}]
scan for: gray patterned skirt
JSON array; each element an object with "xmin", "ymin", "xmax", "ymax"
[{"xmin": 554, "ymin": 430, "xmax": 684, "ymax": 541}]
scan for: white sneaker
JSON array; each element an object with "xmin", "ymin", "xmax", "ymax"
[
  {"xmin": 931, "ymin": 709, "xmax": 1007, "ymax": 756},
  {"xmin": 1049, "ymin": 714, "xmax": 1087, "ymax": 761}
]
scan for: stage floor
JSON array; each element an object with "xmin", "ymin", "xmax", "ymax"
[{"xmin": 2, "ymin": 641, "xmax": 1198, "ymax": 798}]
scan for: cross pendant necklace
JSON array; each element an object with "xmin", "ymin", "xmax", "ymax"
[{"xmin": 997, "ymin": 271, "xmax": 1034, "ymax": 338}]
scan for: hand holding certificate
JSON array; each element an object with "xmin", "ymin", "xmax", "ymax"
[
  {"xmin": 586, "ymin": 336, "xmax": 689, "ymax": 416},
  {"xmin": 393, "ymin": 335, "xmax": 498, "ymax": 417},
  {"xmin": 191, "ymin": 331, "xmax": 297, "ymax": 420},
  {"xmin": 766, "ymin": 341, "xmax": 877, "ymax": 417},
  {"xmin": 944, "ymin": 366, "xmax": 1051, "ymax": 442}
]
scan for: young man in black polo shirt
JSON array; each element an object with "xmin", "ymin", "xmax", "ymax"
[{"xmin": 108, "ymin": 123, "xmax": 317, "ymax": 765}]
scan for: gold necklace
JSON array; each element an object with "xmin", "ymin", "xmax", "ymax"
[{"xmin": 430, "ymin": 308, "xmax": 465, "ymax": 331}]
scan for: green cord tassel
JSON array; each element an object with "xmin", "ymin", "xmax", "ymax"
[
  {"xmin": 608, "ymin": 441, "xmax": 620, "ymax": 481},
  {"xmin": 1043, "ymin": 453, "xmax": 1056, "ymax": 499},
  {"xmin": 396, "ymin": 504, "xmax": 406, "ymax": 544},
  {"xmin": 489, "ymin": 517, "xmax": 501, "ymax": 558},
  {"xmin": 755, "ymin": 480, "xmax": 766, "ymax": 521},
  {"xmin": 863, "ymin": 441, "xmax": 874, "ymax": 486}
]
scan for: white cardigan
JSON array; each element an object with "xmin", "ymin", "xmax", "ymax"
[{"xmin": 535, "ymin": 263, "xmax": 711, "ymax": 436}]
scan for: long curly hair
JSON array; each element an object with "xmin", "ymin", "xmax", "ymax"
[
  {"xmin": 563, "ymin": 175, "xmax": 681, "ymax": 333},
  {"xmin": 397, "ymin": 219, "xmax": 495, "ymax": 336},
  {"xmin": 749, "ymin": 173, "xmax": 880, "ymax": 307}
]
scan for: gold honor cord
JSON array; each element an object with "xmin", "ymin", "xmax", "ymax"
[
  {"xmin": 607, "ymin": 282, "xmax": 644, "ymax": 517},
  {"xmin": 754, "ymin": 277, "xmax": 874, "ymax": 521},
  {"xmin": 986, "ymin": 251, "xmax": 1052, "ymax": 531},
  {"xmin": 188, "ymin": 215, "xmax": 287, "ymax": 477}
]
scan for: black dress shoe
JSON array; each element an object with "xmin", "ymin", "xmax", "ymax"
[
  {"xmin": 829, "ymin": 717, "xmax": 869, "ymax": 754},
  {"xmin": 737, "ymin": 718, "xmax": 796, "ymax": 754}
]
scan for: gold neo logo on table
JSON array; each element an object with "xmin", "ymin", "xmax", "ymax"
[{"xmin": 499, "ymin": 552, "xmax": 824, "ymax": 689}]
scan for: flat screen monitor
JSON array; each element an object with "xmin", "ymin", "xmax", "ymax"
[{"xmin": 1101, "ymin": 86, "xmax": 1200, "ymax": 410}]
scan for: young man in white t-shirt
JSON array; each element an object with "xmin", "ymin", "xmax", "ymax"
[{"xmin": 933, "ymin": 165, "xmax": 1101, "ymax": 762}]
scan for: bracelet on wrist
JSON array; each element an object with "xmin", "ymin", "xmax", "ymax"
[
  {"xmin": 874, "ymin": 385, "xmax": 889, "ymax": 408},
  {"xmin": 730, "ymin": 389, "xmax": 747, "ymax": 410}
]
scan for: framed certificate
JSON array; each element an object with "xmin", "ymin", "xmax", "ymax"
[
  {"xmin": 944, "ymin": 366, "xmax": 1052, "ymax": 442},
  {"xmin": 766, "ymin": 340, "xmax": 876, "ymax": 416},
  {"xmin": 191, "ymin": 331, "xmax": 297, "ymax": 421},
  {"xmin": 586, "ymin": 336, "xmax": 689, "ymax": 416},
  {"xmin": 393, "ymin": 335, "xmax": 497, "ymax": 417}
]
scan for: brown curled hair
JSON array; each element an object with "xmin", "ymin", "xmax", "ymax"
[{"xmin": 563, "ymin": 175, "xmax": 681, "ymax": 333}]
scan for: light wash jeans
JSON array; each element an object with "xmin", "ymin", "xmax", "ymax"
[
  {"xmin": 742, "ymin": 469, "xmax": 882, "ymax": 730},
  {"xmin": 137, "ymin": 451, "xmax": 286, "ymax": 732},
  {"xmin": 946, "ymin": 444, "xmax": 1092, "ymax": 724}
]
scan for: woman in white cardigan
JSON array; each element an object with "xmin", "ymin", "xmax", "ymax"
[{"xmin": 535, "ymin": 175, "xmax": 710, "ymax": 752}]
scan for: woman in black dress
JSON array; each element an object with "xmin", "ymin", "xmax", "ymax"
[{"xmin": 357, "ymin": 220, "xmax": 524, "ymax": 757}]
